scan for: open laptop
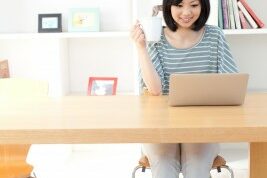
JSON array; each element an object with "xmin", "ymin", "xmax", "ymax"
[{"xmin": 168, "ymin": 73, "xmax": 249, "ymax": 106}]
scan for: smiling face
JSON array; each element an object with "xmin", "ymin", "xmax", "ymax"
[{"xmin": 171, "ymin": 0, "xmax": 201, "ymax": 29}]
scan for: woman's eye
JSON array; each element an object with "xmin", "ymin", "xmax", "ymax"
[{"xmin": 192, "ymin": 4, "xmax": 199, "ymax": 7}]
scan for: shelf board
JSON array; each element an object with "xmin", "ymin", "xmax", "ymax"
[
  {"xmin": 0, "ymin": 31, "xmax": 130, "ymax": 40},
  {"xmin": 223, "ymin": 29, "xmax": 267, "ymax": 35},
  {"xmin": 1, "ymin": 29, "xmax": 266, "ymax": 39},
  {"xmin": 67, "ymin": 92, "xmax": 136, "ymax": 96}
]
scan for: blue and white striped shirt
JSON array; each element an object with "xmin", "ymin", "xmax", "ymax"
[{"xmin": 141, "ymin": 25, "xmax": 238, "ymax": 95}]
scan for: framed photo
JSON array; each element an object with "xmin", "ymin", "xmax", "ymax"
[
  {"xmin": 0, "ymin": 60, "xmax": 10, "ymax": 78},
  {"xmin": 68, "ymin": 8, "xmax": 100, "ymax": 32},
  {"xmin": 38, "ymin": 14, "xmax": 62, "ymax": 33},
  {"xmin": 88, "ymin": 77, "xmax": 117, "ymax": 96}
]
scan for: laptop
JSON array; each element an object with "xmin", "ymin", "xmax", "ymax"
[{"xmin": 168, "ymin": 73, "xmax": 249, "ymax": 106}]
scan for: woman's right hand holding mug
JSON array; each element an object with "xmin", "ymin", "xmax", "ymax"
[{"xmin": 130, "ymin": 21, "xmax": 146, "ymax": 49}]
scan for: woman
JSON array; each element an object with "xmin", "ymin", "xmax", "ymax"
[{"xmin": 131, "ymin": 0, "xmax": 238, "ymax": 178}]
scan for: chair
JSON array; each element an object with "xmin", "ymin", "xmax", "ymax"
[
  {"xmin": 0, "ymin": 78, "xmax": 48, "ymax": 178},
  {"xmin": 132, "ymin": 155, "xmax": 234, "ymax": 178}
]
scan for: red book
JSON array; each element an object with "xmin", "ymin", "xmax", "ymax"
[
  {"xmin": 239, "ymin": 0, "xmax": 264, "ymax": 28},
  {"xmin": 239, "ymin": 10, "xmax": 250, "ymax": 29}
]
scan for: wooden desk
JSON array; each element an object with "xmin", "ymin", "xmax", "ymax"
[{"xmin": 1, "ymin": 93, "xmax": 267, "ymax": 178}]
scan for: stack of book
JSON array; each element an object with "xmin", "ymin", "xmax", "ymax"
[{"xmin": 218, "ymin": 0, "xmax": 264, "ymax": 29}]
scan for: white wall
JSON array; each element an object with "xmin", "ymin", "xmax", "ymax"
[
  {"xmin": 227, "ymin": 35, "xmax": 267, "ymax": 91},
  {"xmin": 68, "ymin": 37, "xmax": 134, "ymax": 94},
  {"xmin": 0, "ymin": 39, "xmax": 69, "ymax": 96}
]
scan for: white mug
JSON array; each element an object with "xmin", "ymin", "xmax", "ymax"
[{"xmin": 140, "ymin": 17, "xmax": 162, "ymax": 42}]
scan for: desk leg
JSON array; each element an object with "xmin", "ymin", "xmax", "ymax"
[{"xmin": 250, "ymin": 143, "xmax": 267, "ymax": 178}]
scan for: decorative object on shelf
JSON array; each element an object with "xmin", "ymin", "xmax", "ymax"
[
  {"xmin": 88, "ymin": 77, "xmax": 117, "ymax": 96},
  {"xmin": 152, "ymin": 5, "xmax": 162, "ymax": 16},
  {"xmin": 68, "ymin": 8, "xmax": 100, "ymax": 32},
  {"xmin": 0, "ymin": 60, "xmax": 10, "ymax": 78},
  {"xmin": 38, "ymin": 14, "xmax": 62, "ymax": 33}
]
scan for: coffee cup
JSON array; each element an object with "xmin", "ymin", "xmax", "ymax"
[{"xmin": 140, "ymin": 17, "xmax": 162, "ymax": 42}]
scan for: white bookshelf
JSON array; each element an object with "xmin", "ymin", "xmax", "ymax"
[
  {"xmin": 0, "ymin": 0, "xmax": 266, "ymax": 96},
  {"xmin": 0, "ymin": 0, "xmax": 135, "ymax": 96},
  {"xmin": 3, "ymin": 24, "xmax": 267, "ymax": 40}
]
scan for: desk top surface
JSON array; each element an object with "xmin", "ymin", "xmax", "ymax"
[{"xmin": 1, "ymin": 93, "xmax": 267, "ymax": 144}]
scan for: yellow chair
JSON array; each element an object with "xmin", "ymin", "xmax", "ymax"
[{"xmin": 0, "ymin": 78, "xmax": 48, "ymax": 178}]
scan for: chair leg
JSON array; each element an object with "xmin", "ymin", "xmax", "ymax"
[
  {"xmin": 132, "ymin": 165, "xmax": 142, "ymax": 178},
  {"xmin": 132, "ymin": 166, "xmax": 151, "ymax": 178},
  {"xmin": 28, "ymin": 171, "xmax": 37, "ymax": 178},
  {"xmin": 222, "ymin": 165, "xmax": 234, "ymax": 178}
]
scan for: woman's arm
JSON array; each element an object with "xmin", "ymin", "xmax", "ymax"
[{"xmin": 131, "ymin": 21, "xmax": 162, "ymax": 95}]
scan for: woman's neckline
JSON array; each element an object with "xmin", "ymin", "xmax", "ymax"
[{"xmin": 162, "ymin": 25, "xmax": 207, "ymax": 51}]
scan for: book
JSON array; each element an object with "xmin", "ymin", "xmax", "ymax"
[
  {"xmin": 239, "ymin": 10, "xmax": 250, "ymax": 29},
  {"xmin": 239, "ymin": 0, "xmax": 264, "ymax": 28},
  {"xmin": 206, "ymin": 0, "xmax": 218, "ymax": 26},
  {"xmin": 218, "ymin": 0, "xmax": 224, "ymax": 29},
  {"xmin": 0, "ymin": 60, "xmax": 10, "ymax": 78},
  {"xmin": 237, "ymin": 1, "xmax": 258, "ymax": 29},
  {"xmin": 232, "ymin": 0, "xmax": 241, "ymax": 29},
  {"xmin": 227, "ymin": 0, "xmax": 236, "ymax": 29},
  {"xmin": 221, "ymin": 0, "xmax": 229, "ymax": 29}
]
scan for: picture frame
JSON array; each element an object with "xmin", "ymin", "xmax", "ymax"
[
  {"xmin": 68, "ymin": 8, "xmax": 100, "ymax": 32},
  {"xmin": 88, "ymin": 77, "xmax": 117, "ymax": 96},
  {"xmin": 0, "ymin": 60, "xmax": 10, "ymax": 78},
  {"xmin": 38, "ymin": 13, "xmax": 62, "ymax": 33}
]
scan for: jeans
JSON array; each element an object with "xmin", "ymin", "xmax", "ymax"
[{"xmin": 142, "ymin": 143, "xmax": 219, "ymax": 178}]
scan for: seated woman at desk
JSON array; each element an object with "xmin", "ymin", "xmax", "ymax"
[{"xmin": 131, "ymin": 0, "xmax": 238, "ymax": 178}]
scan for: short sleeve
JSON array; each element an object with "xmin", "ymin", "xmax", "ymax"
[
  {"xmin": 217, "ymin": 29, "xmax": 239, "ymax": 73},
  {"xmin": 139, "ymin": 42, "xmax": 165, "ymax": 91}
]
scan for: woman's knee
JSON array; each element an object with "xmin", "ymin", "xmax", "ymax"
[
  {"xmin": 142, "ymin": 144, "xmax": 179, "ymax": 157},
  {"xmin": 142, "ymin": 143, "xmax": 180, "ymax": 167},
  {"xmin": 181, "ymin": 143, "xmax": 219, "ymax": 178},
  {"xmin": 181, "ymin": 143, "xmax": 219, "ymax": 158}
]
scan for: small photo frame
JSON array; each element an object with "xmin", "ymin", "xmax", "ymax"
[
  {"xmin": 88, "ymin": 77, "xmax": 117, "ymax": 96},
  {"xmin": 38, "ymin": 13, "xmax": 62, "ymax": 33},
  {"xmin": 0, "ymin": 60, "xmax": 10, "ymax": 78},
  {"xmin": 68, "ymin": 8, "xmax": 100, "ymax": 32}
]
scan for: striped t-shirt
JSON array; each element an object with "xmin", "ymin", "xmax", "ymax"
[{"xmin": 141, "ymin": 25, "xmax": 238, "ymax": 95}]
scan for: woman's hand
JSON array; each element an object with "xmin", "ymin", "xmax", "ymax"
[{"xmin": 130, "ymin": 21, "xmax": 146, "ymax": 49}]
